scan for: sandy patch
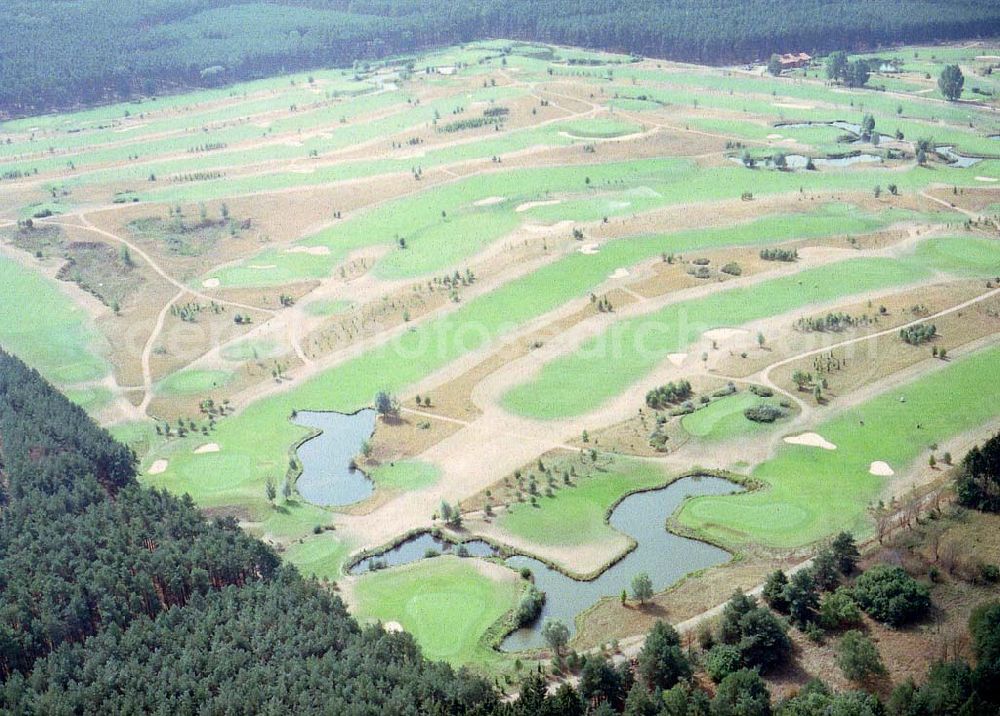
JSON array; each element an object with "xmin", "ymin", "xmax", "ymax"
[
  {"xmin": 578, "ymin": 243, "xmax": 600, "ymax": 255},
  {"xmin": 869, "ymin": 461, "xmax": 894, "ymax": 476},
  {"xmin": 383, "ymin": 621, "xmax": 404, "ymax": 633},
  {"xmin": 797, "ymin": 246, "xmax": 857, "ymax": 261},
  {"xmin": 609, "ymin": 268, "xmax": 630, "ymax": 279},
  {"xmin": 915, "ymin": 88, "xmax": 935, "ymax": 95},
  {"xmin": 767, "ymin": 133, "xmax": 783, "ymax": 140},
  {"xmin": 667, "ymin": 353, "xmax": 687, "ymax": 367},
  {"xmin": 248, "ymin": 264, "xmax": 277, "ymax": 270},
  {"xmin": 525, "ymin": 220, "xmax": 574, "ymax": 234},
  {"xmin": 774, "ymin": 102, "xmax": 815, "ymax": 110},
  {"xmin": 255, "ymin": 121, "xmax": 272, "ymax": 129},
  {"xmin": 474, "ymin": 196, "xmax": 505, "ymax": 207},
  {"xmin": 285, "ymin": 245, "xmax": 331, "ymax": 255},
  {"xmin": 148, "ymin": 459, "xmax": 169, "ymax": 475},
  {"xmin": 516, "ymin": 199, "xmax": 562, "ymax": 213},
  {"xmin": 284, "ymin": 140, "xmax": 304, "ymax": 147},
  {"xmin": 703, "ymin": 328, "xmax": 748, "ymax": 342},
  {"xmin": 194, "ymin": 443, "xmax": 220, "ymax": 454},
  {"xmin": 291, "ymin": 168, "xmax": 316, "ymax": 174},
  {"xmin": 202, "ymin": 278, "xmax": 221, "ymax": 288},
  {"xmin": 975, "ymin": 176, "xmax": 998, "ymax": 182},
  {"xmin": 784, "ymin": 433, "xmax": 837, "ymax": 450}
]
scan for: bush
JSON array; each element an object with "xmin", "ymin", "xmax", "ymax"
[
  {"xmin": 721, "ymin": 262, "xmax": 742, "ymax": 276},
  {"xmin": 744, "ymin": 403, "xmax": 786, "ymax": 423},
  {"xmin": 637, "ymin": 620, "xmax": 691, "ymax": 689},
  {"xmin": 853, "ymin": 565, "xmax": 931, "ymax": 627},
  {"xmin": 837, "ymin": 631, "xmax": 885, "ymax": 683},
  {"xmin": 762, "ymin": 570, "xmax": 789, "ymax": 613},
  {"xmin": 819, "ymin": 589, "xmax": 863, "ymax": 631},
  {"xmin": 705, "ymin": 644, "xmax": 742, "ymax": 683},
  {"xmin": 956, "ymin": 433, "xmax": 1000, "ymax": 513},
  {"xmin": 712, "ymin": 669, "xmax": 771, "ymax": 716},
  {"xmin": 737, "ymin": 607, "xmax": 791, "ymax": 671},
  {"xmin": 514, "ymin": 586, "xmax": 546, "ymax": 626}
]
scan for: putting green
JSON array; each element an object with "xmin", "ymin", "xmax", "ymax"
[
  {"xmin": 351, "ymin": 557, "xmax": 520, "ymax": 666},
  {"xmin": 681, "ymin": 393, "xmax": 789, "ymax": 441},
  {"xmin": 678, "ymin": 344, "xmax": 1000, "ymax": 549},
  {"xmin": 155, "ymin": 369, "xmax": 234, "ymax": 396}
]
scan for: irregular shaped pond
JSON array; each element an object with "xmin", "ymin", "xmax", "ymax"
[
  {"xmin": 292, "ymin": 410, "xmax": 376, "ymax": 506},
  {"xmin": 936, "ymin": 146, "xmax": 983, "ymax": 168},
  {"xmin": 349, "ymin": 532, "xmax": 499, "ymax": 574},
  {"xmin": 499, "ymin": 475, "xmax": 744, "ymax": 652}
]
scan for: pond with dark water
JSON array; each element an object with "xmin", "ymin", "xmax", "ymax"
[{"xmin": 292, "ymin": 409, "xmax": 377, "ymax": 506}]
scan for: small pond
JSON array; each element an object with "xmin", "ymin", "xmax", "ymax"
[
  {"xmin": 350, "ymin": 532, "xmax": 499, "ymax": 574},
  {"xmin": 729, "ymin": 153, "xmax": 881, "ymax": 169},
  {"xmin": 500, "ymin": 475, "xmax": 742, "ymax": 651},
  {"xmin": 936, "ymin": 146, "xmax": 983, "ymax": 168},
  {"xmin": 292, "ymin": 409, "xmax": 376, "ymax": 506}
]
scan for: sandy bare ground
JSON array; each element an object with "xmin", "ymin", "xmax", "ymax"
[{"xmin": 784, "ymin": 432, "xmax": 837, "ymax": 450}]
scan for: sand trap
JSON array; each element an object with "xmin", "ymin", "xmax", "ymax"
[
  {"xmin": 578, "ymin": 243, "xmax": 600, "ymax": 255},
  {"xmin": 784, "ymin": 433, "xmax": 837, "ymax": 450},
  {"xmin": 609, "ymin": 268, "xmax": 630, "ymax": 279},
  {"xmin": 516, "ymin": 199, "xmax": 561, "ymax": 213},
  {"xmin": 285, "ymin": 245, "xmax": 331, "ymax": 255},
  {"xmin": 474, "ymin": 196, "xmax": 505, "ymax": 207},
  {"xmin": 915, "ymin": 88, "xmax": 935, "ymax": 95},
  {"xmin": 148, "ymin": 459, "xmax": 169, "ymax": 475},
  {"xmin": 869, "ymin": 461, "xmax": 894, "ymax": 476},
  {"xmin": 975, "ymin": 176, "xmax": 998, "ymax": 182},
  {"xmin": 383, "ymin": 621, "xmax": 404, "ymax": 633},
  {"xmin": 248, "ymin": 264, "xmax": 277, "ymax": 270},
  {"xmin": 767, "ymin": 133, "xmax": 783, "ymax": 140},
  {"xmin": 667, "ymin": 353, "xmax": 687, "ymax": 366},
  {"xmin": 202, "ymin": 278, "xmax": 221, "ymax": 288},
  {"xmin": 774, "ymin": 102, "xmax": 814, "ymax": 110},
  {"xmin": 703, "ymin": 328, "xmax": 748, "ymax": 342},
  {"xmin": 194, "ymin": 443, "xmax": 220, "ymax": 454}
]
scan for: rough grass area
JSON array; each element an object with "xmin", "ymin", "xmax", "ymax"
[{"xmin": 681, "ymin": 392, "xmax": 789, "ymax": 440}]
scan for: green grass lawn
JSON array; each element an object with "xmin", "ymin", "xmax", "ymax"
[
  {"xmin": 351, "ymin": 557, "xmax": 521, "ymax": 666},
  {"xmin": 0, "ymin": 255, "xmax": 107, "ymax": 385},
  {"xmin": 681, "ymin": 393, "xmax": 789, "ymax": 441},
  {"xmin": 283, "ymin": 533, "xmax": 353, "ymax": 582},
  {"xmin": 497, "ymin": 458, "xmax": 668, "ymax": 546},
  {"xmin": 557, "ymin": 117, "xmax": 644, "ymax": 138},
  {"xmin": 370, "ymin": 460, "xmax": 440, "ymax": 491},
  {"xmin": 155, "ymin": 369, "xmax": 234, "ymax": 396},
  {"xmin": 678, "ymin": 344, "xmax": 1000, "ymax": 549},
  {"xmin": 502, "ymin": 256, "xmax": 932, "ymax": 419},
  {"xmin": 221, "ymin": 339, "xmax": 281, "ymax": 361},
  {"xmin": 302, "ymin": 299, "xmax": 352, "ymax": 316}
]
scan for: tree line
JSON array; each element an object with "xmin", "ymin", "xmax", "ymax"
[{"xmin": 2, "ymin": 0, "xmax": 1000, "ymax": 116}]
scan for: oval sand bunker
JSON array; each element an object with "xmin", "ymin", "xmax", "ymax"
[
  {"xmin": 869, "ymin": 461, "xmax": 894, "ymax": 476},
  {"xmin": 147, "ymin": 459, "xmax": 169, "ymax": 475},
  {"xmin": 194, "ymin": 443, "xmax": 220, "ymax": 454},
  {"xmin": 784, "ymin": 432, "xmax": 837, "ymax": 450}
]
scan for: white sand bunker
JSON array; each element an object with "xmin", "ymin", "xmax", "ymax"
[
  {"xmin": 975, "ymin": 176, "xmax": 998, "ymax": 182},
  {"xmin": 194, "ymin": 443, "xmax": 220, "ymax": 454},
  {"xmin": 767, "ymin": 133, "xmax": 783, "ymax": 140},
  {"xmin": 774, "ymin": 102, "xmax": 815, "ymax": 110},
  {"xmin": 869, "ymin": 461, "xmax": 894, "ymax": 476},
  {"xmin": 578, "ymin": 243, "xmax": 600, "ymax": 255},
  {"xmin": 202, "ymin": 278, "xmax": 221, "ymax": 288},
  {"xmin": 667, "ymin": 353, "xmax": 687, "ymax": 367},
  {"xmin": 516, "ymin": 199, "xmax": 561, "ymax": 213},
  {"xmin": 285, "ymin": 246, "xmax": 331, "ymax": 255},
  {"xmin": 383, "ymin": 621, "xmax": 404, "ymax": 633},
  {"xmin": 474, "ymin": 196, "xmax": 505, "ymax": 207},
  {"xmin": 784, "ymin": 433, "xmax": 837, "ymax": 450},
  {"xmin": 148, "ymin": 459, "xmax": 169, "ymax": 475},
  {"xmin": 609, "ymin": 268, "xmax": 630, "ymax": 279},
  {"xmin": 703, "ymin": 328, "xmax": 748, "ymax": 342},
  {"xmin": 248, "ymin": 264, "xmax": 277, "ymax": 270}
]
